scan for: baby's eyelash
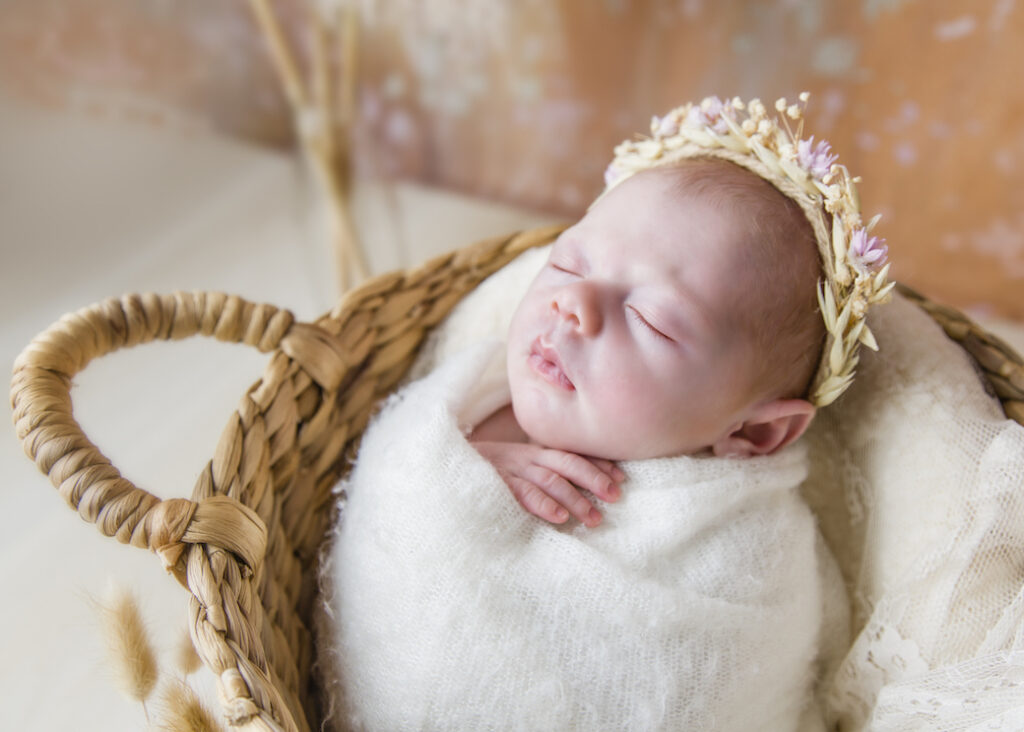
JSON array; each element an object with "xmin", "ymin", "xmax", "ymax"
[{"xmin": 628, "ymin": 307, "xmax": 673, "ymax": 341}]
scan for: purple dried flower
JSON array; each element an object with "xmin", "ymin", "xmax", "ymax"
[
  {"xmin": 651, "ymin": 114, "xmax": 678, "ymax": 138},
  {"xmin": 683, "ymin": 96, "xmax": 731, "ymax": 134},
  {"xmin": 849, "ymin": 228, "xmax": 888, "ymax": 271},
  {"xmin": 604, "ymin": 163, "xmax": 622, "ymax": 188},
  {"xmin": 797, "ymin": 136, "xmax": 839, "ymax": 179}
]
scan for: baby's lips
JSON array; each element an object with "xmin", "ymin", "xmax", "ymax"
[{"xmin": 531, "ymin": 337, "xmax": 576, "ymax": 390}]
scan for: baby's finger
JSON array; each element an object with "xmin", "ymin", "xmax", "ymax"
[
  {"xmin": 526, "ymin": 466, "xmax": 602, "ymax": 527},
  {"xmin": 537, "ymin": 450, "xmax": 621, "ymax": 503},
  {"xmin": 585, "ymin": 457, "xmax": 626, "ymax": 486},
  {"xmin": 507, "ymin": 476, "xmax": 569, "ymax": 524}
]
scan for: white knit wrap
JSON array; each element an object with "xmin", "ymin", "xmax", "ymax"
[
  {"xmin": 320, "ymin": 342, "xmax": 827, "ymax": 731},
  {"xmin": 321, "ymin": 244, "xmax": 1024, "ymax": 730}
]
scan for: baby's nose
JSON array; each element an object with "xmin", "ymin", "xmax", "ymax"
[{"xmin": 552, "ymin": 282, "xmax": 602, "ymax": 335}]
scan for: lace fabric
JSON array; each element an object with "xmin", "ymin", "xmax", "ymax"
[{"xmin": 804, "ymin": 296, "xmax": 1024, "ymax": 730}]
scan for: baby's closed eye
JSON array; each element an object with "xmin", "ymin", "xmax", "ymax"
[
  {"xmin": 628, "ymin": 306, "xmax": 675, "ymax": 342},
  {"xmin": 550, "ymin": 261, "xmax": 580, "ymax": 276}
]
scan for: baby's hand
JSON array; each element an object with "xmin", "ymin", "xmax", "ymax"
[{"xmin": 471, "ymin": 441, "xmax": 624, "ymax": 527}]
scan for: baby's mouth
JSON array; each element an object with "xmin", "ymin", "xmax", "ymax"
[{"xmin": 528, "ymin": 338, "xmax": 575, "ymax": 391}]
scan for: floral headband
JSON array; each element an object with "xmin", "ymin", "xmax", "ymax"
[{"xmin": 601, "ymin": 93, "xmax": 894, "ymax": 407}]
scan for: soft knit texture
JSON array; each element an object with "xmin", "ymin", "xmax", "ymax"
[
  {"xmin": 321, "ymin": 342, "xmax": 825, "ymax": 731},
  {"xmin": 323, "ymin": 244, "xmax": 1024, "ymax": 730}
]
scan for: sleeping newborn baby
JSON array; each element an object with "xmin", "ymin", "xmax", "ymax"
[
  {"xmin": 472, "ymin": 159, "xmax": 823, "ymax": 525},
  {"xmin": 320, "ymin": 96, "xmax": 891, "ymax": 731}
]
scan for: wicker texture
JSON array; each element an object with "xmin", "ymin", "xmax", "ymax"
[{"xmin": 10, "ymin": 226, "xmax": 1024, "ymax": 731}]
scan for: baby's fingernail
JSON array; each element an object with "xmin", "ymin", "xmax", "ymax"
[
  {"xmin": 612, "ymin": 466, "xmax": 626, "ymax": 481},
  {"xmin": 553, "ymin": 507, "xmax": 568, "ymax": 522},
  {"xmin": 587, "ymin": 508, "xmax": 602, "ymax": 526},
  {"xmin": 606, "ymin": 482, "xmax": 621, "ymax": 500}
]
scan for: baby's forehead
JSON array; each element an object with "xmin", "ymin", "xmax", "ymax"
[
  {"xmin": 583, "ymin": 160, "xmax": 823, "ymax": 292},
  {"xmin": 659, "ymin": 162, "xmax": 820, "ymax": 261},
  {"xmin": 648, "ymin": 163, "xmax": 823, "ymax": 318},
  {"xmin": 651, "ymin": 159, "xmax": 792, "ymax": 212},
  {"xmin": 592, "ymin": 162, "xmax": 773, "ymax": 232}
]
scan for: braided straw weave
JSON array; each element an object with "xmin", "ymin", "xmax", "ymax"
[{"xmin": 10, "ymin": 226, "xmax": 1024, "ymax": 731}]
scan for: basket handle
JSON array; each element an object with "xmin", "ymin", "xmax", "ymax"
[{"xmin": 10, "ymin": 291, "xmax": 312, "ymax": 575}]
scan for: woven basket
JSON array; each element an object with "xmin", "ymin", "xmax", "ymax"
[{"xmin": 10, "ymin": 226, "xmax": 1024, "ymax": 731}]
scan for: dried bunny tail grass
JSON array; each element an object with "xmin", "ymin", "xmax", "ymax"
[
  {"xmin": 95, "ymin": 585, "xmax": 159, "ymax": 714},
  {"xmin": 174, "ymin": 628, "xmax": 202, "ymax": 677},
  {"xmin": 156, "ymin": 680, "xmax": 226, "ymax": 732}
]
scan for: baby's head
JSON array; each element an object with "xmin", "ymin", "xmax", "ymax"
[
  {"xmin": 507, "ymin": 159, "xmax": 823, "ymax": 460},
  {"xmin": 506, "ymin": 95, "xmax": 892, "ymax": 461}
]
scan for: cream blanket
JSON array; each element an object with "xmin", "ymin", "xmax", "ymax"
[{"xmin": 321, "ymin": 342, "xmax": 828, "ymax": 731}]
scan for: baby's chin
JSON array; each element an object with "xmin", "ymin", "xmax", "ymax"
[
  {"xmin": 516, "ymin": 417, "xmax": 628, "ymax": 461},
  {"xmin": 510, "ymin": 403, "xmax": 594, "ymax": 456},
  {"xmin": 509, "ymin": 389, "xmax": 703, "ymax": 460},
  {"xmin": 519, "ymin": 416, "xmax": 707, "ymax": 461}
]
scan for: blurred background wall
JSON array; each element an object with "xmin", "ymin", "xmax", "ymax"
[{"xmin": 2, "ymin": 0, "xmax": 1022, "ymax": 320}]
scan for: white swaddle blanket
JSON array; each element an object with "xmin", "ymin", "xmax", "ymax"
[{"xmin": 321, "ymin": 341, "xmax": 825, "ymax": 731}]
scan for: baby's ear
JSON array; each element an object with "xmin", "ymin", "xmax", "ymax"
[{"xmin": 711, "ymin": 399, "xmax": 816, "ymax": 457}]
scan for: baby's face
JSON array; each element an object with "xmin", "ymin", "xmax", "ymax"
[{"xmin": 506, "ymin": 169, "xmax": 765, "ymax": 460}]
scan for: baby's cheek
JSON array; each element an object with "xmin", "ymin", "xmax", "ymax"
[
  {"xmin": 617, "ymin": 380, "xmax": 690, "ymax": 433},
  {"xmin": 511, "ymin": 387, "xmax": 571, "ymax": 448},
  {"xmin": 596, "ymin": 390, "xmax": 655, "ymax": 436}
]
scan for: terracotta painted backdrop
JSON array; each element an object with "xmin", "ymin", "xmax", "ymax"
[{"xmin": 2, "ymin": 0, "xmax": 1022, "ymax": 319}]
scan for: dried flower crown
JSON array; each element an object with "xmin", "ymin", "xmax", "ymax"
[{"xmin": 601, "ymin": 93, "xmax": 894, "ymax": 407}]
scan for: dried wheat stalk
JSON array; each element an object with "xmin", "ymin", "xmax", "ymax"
[{"xmin": 247, "ymin": 0, "xmax": 368, "ymax": 291}]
